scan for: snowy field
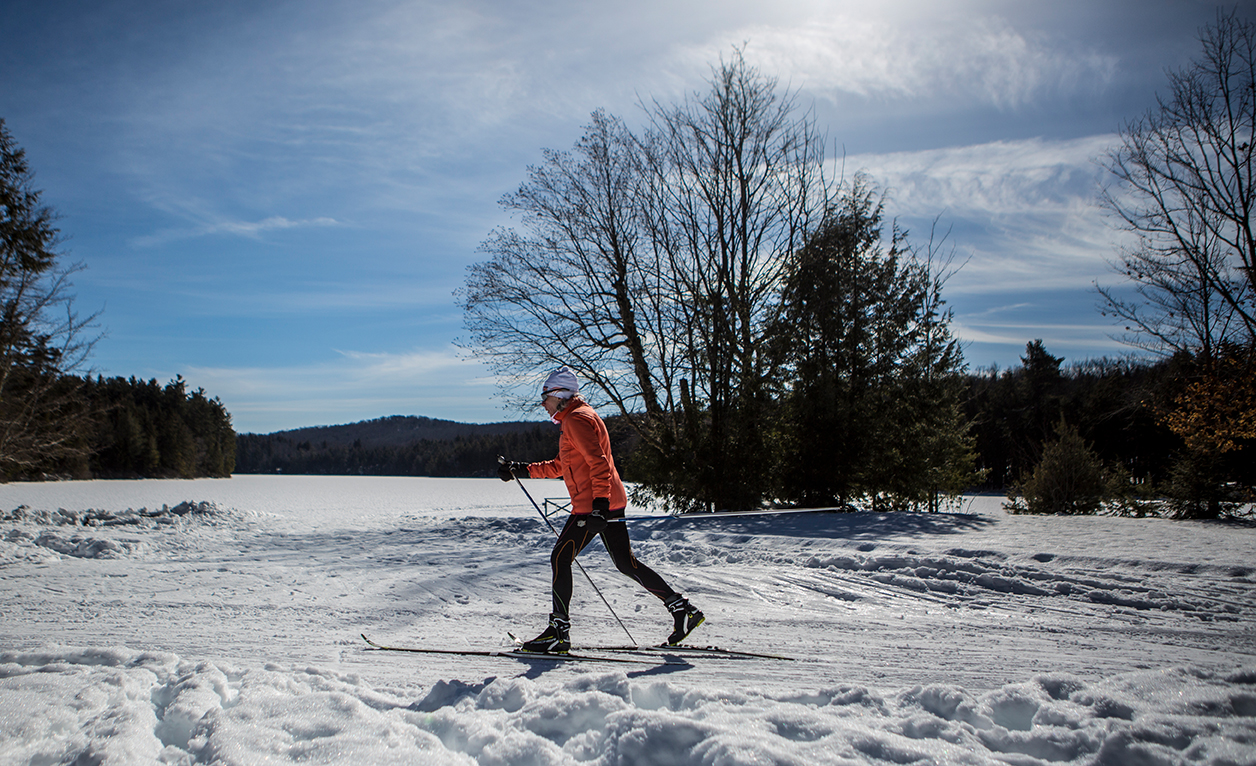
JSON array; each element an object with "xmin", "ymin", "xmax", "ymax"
[{"xmin": 1, "ymin": 475, "xmax": 1254, "ymax": 765}]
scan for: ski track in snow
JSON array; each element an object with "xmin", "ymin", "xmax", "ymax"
[{"xmin": 0, "ymin": 476, "xmax": 1254, "ymax": 765}]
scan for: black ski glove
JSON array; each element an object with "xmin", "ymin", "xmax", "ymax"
[
  {"xmin": 578, "ymin": 499, "xmax": 610, "ymax": 535},
  {"xmin": 498, "ymin": 461, "xmax": 529, "ymax": 481}
]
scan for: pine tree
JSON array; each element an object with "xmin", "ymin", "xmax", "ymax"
[
  {"xmin": 769, "ymin": 180, "xmax": 978, "ymax": 510},
  {"xmin": 1009, "ymin": 421, "xmax": 1109, "ymax": 515}
]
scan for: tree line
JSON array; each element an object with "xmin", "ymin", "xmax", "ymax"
[
  {"xmin": 84, "ymin": 375, "xmax": 236, "ymax": 479},
  {"xmin": 231, "ymin": 339, "xmax": 1252, "ymax": 519},
  {"xmin": 0, "ymin": 374, "xmax": 236, "ymax": 481},
  {"xmin": 965, "ymin": 341, "xmax": 1252, "ymax": 517},
  {"xmin": 235, "ymin": 423, "xmax": 568, "ymax": 478}
]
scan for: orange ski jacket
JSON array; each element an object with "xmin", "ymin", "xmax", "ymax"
[{"xmin": 527, "ymin": 397, "xmax": 628, "ymax": 516}]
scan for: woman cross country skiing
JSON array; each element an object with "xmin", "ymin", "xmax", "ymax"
[{"xmin": 499, "ymin": 366, "xmax": 704, "ymax": 654}]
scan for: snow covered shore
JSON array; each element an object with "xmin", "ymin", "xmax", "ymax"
[{"xmin": 1, "ymin": 476, "xmax": 1254, "ymax": 765}]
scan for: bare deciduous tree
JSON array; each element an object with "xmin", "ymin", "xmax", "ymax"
[
  {"xmin": 461, "ymin": 109, "xmax": 672, "ymax": 418},
  {"xmin": 461, "ymin": 50, "xmax": 834, "ymax": 511},
  {"xmin": 1099, "ymin": 10, "xmax": 1256, "ymax": 358},
  {"xmin": 635, "ymin": 50, "xmax": 832, "ymax": 510},
  {"xmin": 1097, "ymin": 13, "xmax": 1256, "ymax": 517}
]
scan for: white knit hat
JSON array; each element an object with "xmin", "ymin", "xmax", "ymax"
[{"xmin": 541, "ymin": 366, "xmax": 579, "ymax": 399}]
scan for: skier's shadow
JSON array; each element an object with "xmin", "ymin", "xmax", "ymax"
[
  {"xmin": 625, "ymin": 657, "xmax": 694, "ymax": 679},
  {"xmin": 514, "ymin": 657, "xmax": 694, "ymax": 680}
]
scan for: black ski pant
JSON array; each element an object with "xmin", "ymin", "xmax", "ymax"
[{"xmin": 549, "ymin": 513, "xmax": 678, "ymax": 619}]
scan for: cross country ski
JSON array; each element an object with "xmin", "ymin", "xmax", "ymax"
[
  {"xmin": 583, "ymin": 644, "xmax": 795, "ymax": 661},
  {"xmin": 505, "ymin": 633, "xmax": 790, "ymax": 661},
  {"xmin": 360, "ymin": 635, "xmax": 686, "ymax": 666}
]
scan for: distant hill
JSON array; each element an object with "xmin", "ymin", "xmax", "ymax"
[
  {"xmin": 246, "ymin": 415, "xmax": 549, "ymax": 448},
  {"xmin": 234, "ymin": 415, "xmax": 560, "ymax": 478}
]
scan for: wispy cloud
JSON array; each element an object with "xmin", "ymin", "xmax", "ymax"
[
  {"xmin": 953, "ymin": 319, "xmax": 1128, "ymax": 357},
  {"xmin": 848, "ymin": 135, "xmax": 1116, "ymax": 216},
  {"xmin": 331, "ymin": 348, "xmax": 489, "ymax": 384},
  {"xmin": 843, "ymin": 134, "xmax": 1135, "ymax": 292},
  {"xmin": 131, "ymin": 215, "xmax": 340, "ymax": 248},
  {"xmin": 684, "ymin": 9, "xmax": 1117, "ymax": 110}
]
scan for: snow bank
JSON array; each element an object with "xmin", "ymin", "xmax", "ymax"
[
  {"xmin": 0, "ymin": 501, "xmax": 235, "ymax": 562},
  {"xmin": 1, "ymin": 500, "xmax": 229, "ymax": 528},
  {"xmin": 2, "ymin": 647, "xmax": 1253, "ymax": 766}
]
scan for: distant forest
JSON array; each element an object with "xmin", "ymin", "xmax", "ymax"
[
  {"xmin": 8, "ymin": 375, "xmax": 238, "ymax": 481},
  {"xmin": 962, "ymin": 343, "xmax": 1251, "ymax": 492},
  {"xmin": 234, "ymin": 416, "xmax": 568, "ymax": 478},
  {"xmin": 86, "ymin": 376, "xmax": 237, "ymax": 479}
]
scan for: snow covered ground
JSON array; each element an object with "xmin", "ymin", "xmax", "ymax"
[{"xmin": 1, "ymin": 475, "xmax": 1254, "ymax": 765}]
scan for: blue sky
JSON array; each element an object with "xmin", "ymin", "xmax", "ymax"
[{"xmin": 2, "ymin": 0, "xmax": 1249, "ymax": 433}]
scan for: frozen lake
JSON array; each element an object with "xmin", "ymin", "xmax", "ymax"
[{"xmin": 0, "ymin": 474, "xmax": 580, "ymax": 526}]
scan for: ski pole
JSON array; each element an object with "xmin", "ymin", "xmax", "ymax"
[{"xmin": 500, "ymin": 456, "xmax": 637, "ymax": 645}]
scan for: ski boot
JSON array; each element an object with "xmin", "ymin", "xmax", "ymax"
[
  {"xmin": 519, "ymin": 613, "xmax": 571, "ymax": 654},
  {"xmin": 664, "ymin": 595, "xmax": 705, "ymax": 645}
]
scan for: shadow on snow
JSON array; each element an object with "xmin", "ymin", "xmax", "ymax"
[{"xmin": 627, "ymin": 510, "xmax": 996, "ymax": 541}]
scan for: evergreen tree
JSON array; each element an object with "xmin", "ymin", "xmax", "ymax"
[
  {"xmin": 1008, "ymin": 421, "xmax": 1109, "ymax": 515},
  {"xmin": 965, "ymin": 340, "xmax": 1069, "ymax": 489},
  {"xmin": 768, "ymin": 180, "xmax": 978, "ymax": 509},
  {"xmin": 86, "ymin": 375, "xmax": 235, "ymax": 479},
  {"xmin": 877, "ymin": 272, "xmax": 981, "ymax": 511}
]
